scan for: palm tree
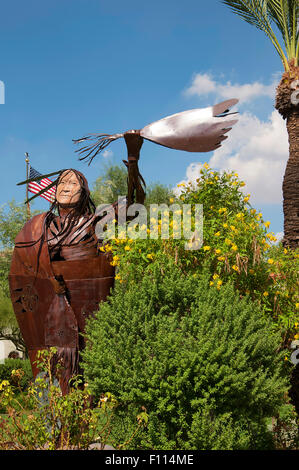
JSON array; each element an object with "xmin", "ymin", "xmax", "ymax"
[{"xmin": 221, "ymin": 0, "xmax": 299, "ymax": 248}]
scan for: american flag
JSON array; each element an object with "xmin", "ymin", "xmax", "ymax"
[{"xmin": 28, "ymin": 166, "xmax": 56, "ymax": 203}]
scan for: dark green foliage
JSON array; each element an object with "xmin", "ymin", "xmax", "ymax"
[
  {"xmin": 91, "ymin": 163, "xmax": 173, "ymax": 207},
  {"xmin": 91, "ymin": 164, "xmax": 129, "ymax": 206},
  {"xmin": 82, "ymin": 266, "xmax": 289, "ymax": 450},
  {"xmin": 0, "ymin": 359, "xmax": 32, "ymax": 390}
]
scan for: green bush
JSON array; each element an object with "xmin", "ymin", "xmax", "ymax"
[
  {"xmin": 82, "ymin": 265, "xmax": 290, "ymax": 450},
  {"xmin": 0, "ymin": 359, "xmax": 32, "ymax": 390},
  {"xmin": 0, "ymin": 349, "xmax": 147, "ymax": 450}
]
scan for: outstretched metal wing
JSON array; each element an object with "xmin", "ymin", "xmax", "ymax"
[
  {"xmin": 140, "ymin": 99, "xmax": 239, "ymax": 152},
  {"xmin": 73, "ymin": 99, "xmax": 239, "ymax": 164}
]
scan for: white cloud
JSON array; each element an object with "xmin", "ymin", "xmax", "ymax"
[
  {"xmin": 184, "ymin": 73, "xmax": 278, "ymax": 104},
  {"xmin": 175, "ymin": 110, "xmax": 289, "ymax": 205},
  {"xmin": 102, "ymin": 149, "xmax": 114, "ymax": 159}
]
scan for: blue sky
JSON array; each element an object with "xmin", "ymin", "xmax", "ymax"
[{"xmin": 0, "ymin": 0, "xmax": 288, "ymax": 236}]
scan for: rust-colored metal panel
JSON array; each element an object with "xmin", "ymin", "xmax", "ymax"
[{"xmin": 9, "ymin": 171, "xmax": 117, "ymax": 394}]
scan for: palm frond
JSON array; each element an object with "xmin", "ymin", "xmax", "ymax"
[
  {"xmin": 267, "ymin": 0, "xmax": 299, "ymax": 58},
  {"xmin": 221, "ymin": 0, "xmax": 298, "ymax": 69}
]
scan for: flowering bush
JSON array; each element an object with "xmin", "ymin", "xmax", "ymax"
[
  {"xmin": 83, "ymin": 163, "xmax": 298, "ymax": 449},
  {"xmin": 0, "ymin": 348, "xmax": 147, "ymax": 450},
  {"xmin": 99, "ymin": 163, "xmax": 299, "ymax": 349}
]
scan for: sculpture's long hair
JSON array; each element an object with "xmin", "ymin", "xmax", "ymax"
[{"xmin": 45, "ymin": 169, "xmax": 96, "ymax": 247}]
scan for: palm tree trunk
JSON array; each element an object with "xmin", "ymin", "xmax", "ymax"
[
  {"xmin": 275, "ymin": 68, "xmax": 299, "ymax": 248},
  {"xmin": 282, "ymin": 109, "xmax": 299, "ymax": 248},
  {"xmin": 275, "ymin": 69, "xmax": 299, "ymax": 417}
]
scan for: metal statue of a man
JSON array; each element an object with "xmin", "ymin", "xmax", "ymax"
[{"xmin": 9, "ymin": 132, "xmax": 144, "ymax": 394}]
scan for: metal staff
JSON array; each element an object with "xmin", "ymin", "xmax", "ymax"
[{"xmin": 25, "ymin": 152, "xmax": 31, "ymax": 220}]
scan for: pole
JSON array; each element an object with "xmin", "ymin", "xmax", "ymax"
[{"xmin": 25, "ymin": 152, "xmax": 31, "ymax": 220}]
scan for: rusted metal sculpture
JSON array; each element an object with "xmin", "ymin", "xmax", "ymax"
[
  {"xmin": 74, "ymin": 99, "xmax": 238, "ymax": 205},
  {"xmin": 9, "ymin": 100, "xmax": 238, "ymax": 394}
]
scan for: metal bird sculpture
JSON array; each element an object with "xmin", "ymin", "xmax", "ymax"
[
  {"xmin": 73, "ymin": 99, "xmax": 239, "ymax": 205},
  {"xmin": 18, "ymin": 99, "xmax": 239, "ymax": 206},
  {"xmin": 73, "ymin": 99, "xmax": 239, "ymax": 163}
]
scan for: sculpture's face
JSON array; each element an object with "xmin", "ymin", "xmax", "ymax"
[{"xmin": 56, "ymin": 170, "xmax": 82, "ymax": 205}]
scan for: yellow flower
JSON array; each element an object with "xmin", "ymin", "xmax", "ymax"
[
  {"xmin": 232, "ymin": 265, "xmax": 239, "ymax": 272},
  {"xmin": 231, "ymin": 244, "xmax": 238, "ymax": 252},
  {"xmin": 203, "ymin": 245, "xmax": 211, "ymax": 252},
  {"xmin": 239, "ymin": 181, "xmax": 245, "ymax": 187},
  {"xmin": 214, "ymin": 231, "xmax": 221, "ymax": 237},
  {"xmin": 113, "ymin": 255, "xmax": 120, "ymax": 261},
  {"xmin": 284, "ymin": 356, "xmax": 288, "ymax": 361},
  {"xmin": 234, "ymin": 172, "xmax": 239, "ymax": 177},
  {"xmin": 169, "ymin": 198, "xmax": 174, "ymax": 203},
  {"xmin": 244, "ymin": 194, "xmax": 250, "ymax": 203},
  {"xmin": 215, "ymin": 249, "xmax": 221, "ymax": 254},
  {"xmin": 209, "ymin": 281, "xmax": 214, "ymax": 286},
  {"xmin": 263, "ymin": 291, "xmax": 269, "ymax": 297},
  {"xmin": 124, "ymin": 245, "xmax": 131, "ymax": 251},
  {"xmin": 217, "ymin": 279, "xmax": 223, "ymax": 286},
  {"xmin": 115, "ymin": 274, "xmax": 122, "ymax": 281},
  {"xmin": 225, "ymin": 238, "xmax": 232, "ymax": 245},
  {"xmin": 147, "ymin": 253, "xmax": 154, "ymax": 260},
  {"xmin": 236, "ymin": 212, "xmax": 244, "ymax": 219},
  {"xmin": 203, "ymin": 162, "xmax": 210, "ymax": 169},
  {"xmin": 217, "ymin": 256, "xmax": 225, "ymax": 261},
  {"xmin": 219, "ymin": 207, "xmax": 227, "ymax": 214},
  {"xmin": 223, "ymin": 223, "xmax": 228, "ymax": 228},
  {"xmin": 296, "ymin": 303, "xmax": 299, "ymax": 309},
  {"xmin": 213, "ymin": 273, "xmax": 219, "ymax": 280},
  {"xmin": 264, "ymin": 221, "xmax": 271, "ymax": 228},
  {"xmin": 0, "ymin": 380, "xmax": 10, "ymax": 390},
  {"xmin": 294, "ymin": 334, "xmax": 299, "ymax": 340}
]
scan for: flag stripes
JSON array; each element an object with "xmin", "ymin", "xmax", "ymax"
[{"xmin": 28, "ymin": 166, "xmax": 56, "ymax": 203}]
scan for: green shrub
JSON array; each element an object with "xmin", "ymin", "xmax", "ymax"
[
  {"xmin": 100, "ymin": 165, "xmax": 299, "ymax": 347},
  {"xmin": 0, "ymin": 349, "xmax": 147, "ymax": 450},
  {"xmin": 82, "ymin": 265, "xmax": 290, "ymax": 450},
  {"xmin": 0, "ymin": 359, "xmax": 32, "ymax": 390}
]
